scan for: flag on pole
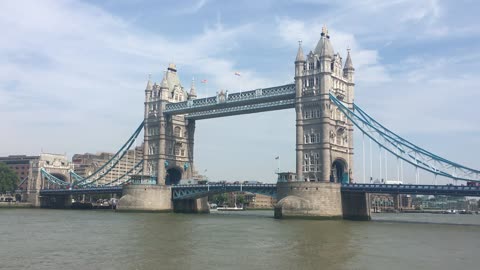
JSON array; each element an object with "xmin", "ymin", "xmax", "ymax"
[
  {"xmin": 234, "ymin": 71, "xmax": 241, "ymax": 76},
  {"xmin": 201, "ymin": 79, "xmax": 208, "ymax": 84},
  {"xmin": 275, "ymin": 156, "xmax": 279, "ymax": 160}
]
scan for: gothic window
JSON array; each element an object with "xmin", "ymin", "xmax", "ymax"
[
  {"xmin": 316, "ymin": 110, "xmax": 320, "ymax": 118},
  {"xmin": 310, "ymin": 134, "xmax": 315, "ymax": 143},
  {"xmin": 174, "ymin": 126, "xmax": 181, "ymax": 137},
  {"xmin": 308, "ymin": 78, "xmax": 314, "ymax": 87},
  {"xmin": 181, "ymin": 149, "xmax": 185, "ymax": 156},
  {"xmin": 305, "ymin": 134, "xmax": 309, "ymax": 144},
  {"xmin": 309, "ymin": 62, "xmax": 314, "ymax": 70},
  {"xmin": 331, "ymin": 62, "xmax": 334, "ymax": 71}
]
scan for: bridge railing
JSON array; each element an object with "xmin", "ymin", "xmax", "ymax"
[{"xmin": 341, "ymin": 183, "xmax": 480, "ymax": 195}]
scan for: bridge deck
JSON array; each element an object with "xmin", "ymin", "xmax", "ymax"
[{"xmin": 38, "ymin": 183, "xmax": 480, "ymax": 198}]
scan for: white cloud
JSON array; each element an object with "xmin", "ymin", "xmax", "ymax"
[{"xmin": 0, "ymin": 0, "xmax": 273, "ymax": 156}]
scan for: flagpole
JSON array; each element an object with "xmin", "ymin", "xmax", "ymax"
[{"xmin": 278, "ymin": 157, "xmax": 280, "ymax": 173}]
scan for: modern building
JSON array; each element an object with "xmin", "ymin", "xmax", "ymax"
[{"xmin": 72, "ymin": 145, "xmax": 143, "ymax": 185}]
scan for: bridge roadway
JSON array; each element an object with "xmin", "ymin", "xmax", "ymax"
[{"xmin": 39, "ymin": 183, "xmax": 480, "ymax": 199}]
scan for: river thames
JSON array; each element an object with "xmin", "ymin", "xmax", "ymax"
[{"xmin": 1, "ymin": 209, "xmax": 479, "ymax": 270}]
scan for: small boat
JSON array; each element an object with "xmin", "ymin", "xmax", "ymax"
[
  {"xmin": 216, "ymin": 194, "xmax": 244, "ymax": 211},
  {"xmin": 217, "ymin": 206, "xmax": 244, "ymax": 211}
]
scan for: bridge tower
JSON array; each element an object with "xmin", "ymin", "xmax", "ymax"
[
  {"xmin": 276, "ymin": 27, "xmax": 368, "ymax": 220},
  {"xmin": 295, "ymin": 26, "xmax": 355, "ymax": 183},
  {"xmin": 118, "ymin": 64, "xmax": 207, "ymax": 212},
  {"xmin": 142, "ymin": 64, "xmax": 195, "ymax": 185}
]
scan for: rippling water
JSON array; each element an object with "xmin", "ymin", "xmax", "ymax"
[{"xmin": 1, "ymin": 209, "xmax": 479, "ymax": 270}]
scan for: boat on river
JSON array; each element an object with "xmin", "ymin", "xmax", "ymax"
[{"xmin": 217, "ymin": 206, "xmax": 244, "ymax": 211}]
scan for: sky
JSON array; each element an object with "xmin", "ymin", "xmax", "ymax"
[{"xmin": 1, "ymin": 0, "xmax": 479, "ymax": 183}]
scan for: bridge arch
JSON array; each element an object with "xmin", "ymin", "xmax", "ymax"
[
  {"xmin": 165, "ymin": 167, "xmax": 182, "ymax": 185},
  {"xmin": 50, "ymin": 173, "xmax": 68, "ymax": 182},
  {"xmin": 331, "ymin": 158, "xmax": 348, "ymax": 183}
]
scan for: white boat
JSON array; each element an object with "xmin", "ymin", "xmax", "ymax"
[
  {"xmin": 216, "ymin": 193, "xmax": 244, "ymax": 211},
  {"xmin": 217, "ymin": 206, "xmax": 244, "ymax": 211}
]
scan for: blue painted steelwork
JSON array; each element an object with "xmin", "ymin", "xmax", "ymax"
[
  {"xmin": 171, "ymin": 183, "xmax": 277, "ymax": 200},
  {"xmin": 73, "ymin": 121, "xmax": 144, "ymax": 186},
  {"xmin": 40, "ymin": 186, "xmax": 122, "ymax": 196},
  {"xmin": 40, "ymin": 168, "xmax": 70, "ymax": 187},
  {"xmin": 329, "ymin": 93, "xmax": 480, "ymax": 182},
  {"xmin": 70, "ymin": 170, "xmax": 84, "ymax": 186},
  {"xmin": 129, "ymin": 177, "xmax": 157, "ymax": 185},
  {"xmin": 101, "ymin": 160, "xmax": 144, "ymax": 186},
  {"xmin": 341, "ymin": 183, "xmax": 480, "ymax": 196},
  {"xmin": 164, "ymin": 84, "xmax": 295, "ymax": 119},
  {"xmin": 39, "ymin": 183, "xmax": 480, "ymax": 198},
  {"xmin": 186, "ymin": 99, "xmax": 295, "ymax": 120}
]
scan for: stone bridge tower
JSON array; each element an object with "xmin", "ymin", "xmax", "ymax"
[
  {"xmin": 142, "ymin": 64, "xmax": 196, "ymax": 185},
  {"xmin": 118, "ymin": 64, "xmax": 207, "ymax": 212},
  {"xmin": 294, "ymin": 26, "xmax": 355, "ymax": 183},
  {"xmin": 275, "ymin": 27, "xmax": 367, "ymax": 220}
]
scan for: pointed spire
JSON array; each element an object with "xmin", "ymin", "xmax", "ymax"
[
  {"xmin": 189, "ymin": 77, "xmax": 197, "ymax": 99},
  {"xmin": 295, "ymin": 40, "xmax": 305, "ymax": 62},
  {"xmin": 145, "ymin": 73, "xmax": 153, "ymax": 91},
  {"xmin": 160, "ymin": 71, "xmax": 169, "ymax": 89},
  {"xmin": 314, "ymin": 25, "xmax": 334, "ymax": 58},
  {"xmin": 344, "ymin": 48, "xmax": 354, "ymax": 71}
]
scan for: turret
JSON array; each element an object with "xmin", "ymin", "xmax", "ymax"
[
  {"xmin": 343, "ymin": 48, "xmax": 355, "ymax": 82},
  {"xmin": 160, "ymin": 72, "xmax": 169, "ymax": 100},
  {"xmin": 144, "ymin": 74, "xmax": 153, "ymax": 120},
  {"xmin": 188, "ymin": 78, "xmax": 197, "ymax": 100},
  {"xmin": 314, "ymin": 26, "xmax": 334, "ymax": 73},
  {"xmin": 295, "ymin": 41, "xmax": 306, "ymax": 98}
]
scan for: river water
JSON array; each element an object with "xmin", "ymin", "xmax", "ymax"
[{"xmin": 1, "ymin": 209, "xmax": 479, "ymax": 270}]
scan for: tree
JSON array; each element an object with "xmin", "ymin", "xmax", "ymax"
[
  {"xmin": 212, "ymin": 193, "xmax": 227, "ymax": 206},
  {"xmin": 236, "ymin": 194, "xmax": 245, "ymax": 205},
  {"xmin": 0, "ymin": 163, "xmax": 18, "ymax": 193}
]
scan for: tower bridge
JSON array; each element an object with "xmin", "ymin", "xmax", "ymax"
[{"xmin": 33, "ymin": 27, "xmax": 480, "ymax": 220}]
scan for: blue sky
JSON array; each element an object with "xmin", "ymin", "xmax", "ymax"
[{"xmin": 1, "ymin": 0, "xmax": 479, "ymax": 183}]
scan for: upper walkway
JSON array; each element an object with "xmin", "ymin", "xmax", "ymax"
[{"xmin": 164, "ymin": 84, "xmax": 295, "ymax": 120}]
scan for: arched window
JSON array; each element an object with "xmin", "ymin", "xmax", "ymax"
[{"xmin": 174, "ymin": 126, "xmax": 181, "ymax": 137}]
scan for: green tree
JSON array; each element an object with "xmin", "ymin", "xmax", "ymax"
[
  {"xmin": 212, "ymin": 193, "xmax": 227, "ymax": 206},
  {"xmin": 236, "ymin": 194, "xmax": 245, "ymax": 205},
  {"xmin": 0, "ymin": 163, "xmax": 18, "ymax": 193}
]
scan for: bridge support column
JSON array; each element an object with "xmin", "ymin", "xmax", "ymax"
[
  {"xmin": 275, "ymin": 182, "xmax": 343, "ymax": 219},
  {"xmin": 173, "ymin": 197, "xmax": 209, "ymax": 213},
  {"xmin": 26, "ymin": 191, "xmax": 41, "ymax": 207},
  {"xmin": 117, "ymin": 184, "xmax": 172, "ymax": 212},
  {"xmin": 341, "ymin": 191, "xmax": 371, "ymax": 221}
]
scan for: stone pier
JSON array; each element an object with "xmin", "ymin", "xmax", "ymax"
[
  {"xmin": 341, "ymin": 191, "xmax": 371, "ymax": 221},
  {"xmin": 173, "ymin": 197, "xmax": 209, "ymax": 213},
  {"xmin": 117, "ymin": 185, "xmax": 172, "ymax": 212},
  {"xmin": 275, "ymin": 182, "xmax": 343, "ymax": 219}
]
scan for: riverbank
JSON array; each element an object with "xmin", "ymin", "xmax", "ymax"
[{"xmin": 0, "ymin": 202, "xmax": 33, "ymax": 208}]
